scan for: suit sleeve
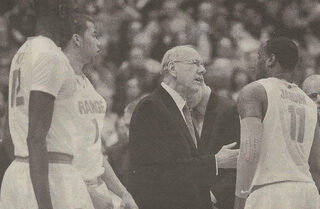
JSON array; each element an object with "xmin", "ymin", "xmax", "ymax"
[
  {"xmin": 212, "ymin": 105, "xmax": 240, "ymax": 207},
  {"xmin": 129, "ymin": 101, "xmax": 216, "ymax": 188}
]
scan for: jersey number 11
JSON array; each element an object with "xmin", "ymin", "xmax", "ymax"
[{"xmin": 288, "ymin": 105, "xmax": 305, "ymax": 143}]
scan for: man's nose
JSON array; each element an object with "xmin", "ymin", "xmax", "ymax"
[{"xmin": 198, "ymin": 65, "xmax": 206, "ymax": 74}]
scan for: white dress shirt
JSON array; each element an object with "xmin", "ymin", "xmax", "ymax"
[{"xmin": 161, "ymin": 82, "xmax": 187, "ymax": 122}]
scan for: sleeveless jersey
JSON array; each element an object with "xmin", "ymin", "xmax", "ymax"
[
  {"xmin": 72, "ymin": 74, "xmax": 107, "ymax": 181},
  {"xmin": 8, "ymin": 36, "xmax": 77, "ymax": 157},
  {"xmin": 252, "ymin": 78, "xmax": 317, "ymax": 187}
]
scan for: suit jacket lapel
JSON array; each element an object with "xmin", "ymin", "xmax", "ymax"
[
  {"xmin": 199, "ymin": 91, "xmax": 219, "ymax": 151},
  {"xmin": 157, "ymin": 87, "xmax": 198, "ymax": 154}
]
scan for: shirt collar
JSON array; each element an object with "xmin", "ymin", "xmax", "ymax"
[{"xmin": 161, "ymin": 82, "xmax": 186, "ymax": 111}]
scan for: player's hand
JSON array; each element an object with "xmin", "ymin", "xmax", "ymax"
[
  {"xmin": 215, "ymin": 142, "xmax": 239, "ymax": 169},
  {"xmin": 87, "ymin": 186, "xmax": 114, "ymax": 209},
  {"xmin": 121, "ymin": 193, "xmax": 139, "ymax": 209}
]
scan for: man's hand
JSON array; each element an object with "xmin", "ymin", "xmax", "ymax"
[
  {"xmin": 121, "ymin": 193, "xmax": 139, "ymax": 209},
  {"xmin": 215, "ymin": 142, "xmax": 239, "ymax": 169}
]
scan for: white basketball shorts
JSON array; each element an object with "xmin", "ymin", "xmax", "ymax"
[
  {"xmin": 0, "ymin": 160, "xmax": 94, "ymax": 209},
  {"xmin": 245, "ymin": 181, "xmax": 320, "ymax": 209}
]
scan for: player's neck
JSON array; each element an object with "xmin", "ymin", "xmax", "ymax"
[
  {"xmin": 273, "ymin": 72, "xmax": 294, "ymax": 83},
  {"xmin": 64, "ymin": 48, "xmax": 85, "ymax": 75}
]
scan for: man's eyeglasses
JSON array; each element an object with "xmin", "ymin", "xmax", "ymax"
[
  {"xmin": 307, "ymin": 92, "xmax": 320, "ymax": 100},
  {"xmin": 172, "ymin": 59, "xmax": 204, "ymax": 67}
]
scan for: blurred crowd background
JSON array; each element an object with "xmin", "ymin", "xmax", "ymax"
[{"xmin": 1, "ymin": 0, "xmax": 320, "ymax": 185}]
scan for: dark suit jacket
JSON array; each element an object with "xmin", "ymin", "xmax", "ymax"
[
  {"xmin": 128, "ymin": 86, "xmax": 217, "ymax": 209},
  {"xmin": 197, "ymin": 91, "xmax": 240, "ymax": 209}
]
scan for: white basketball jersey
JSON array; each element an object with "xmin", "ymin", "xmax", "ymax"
[
  {"xmin": 72, "ymin": 74, "xmax": 107, "ymax": 181},
  {"xmin": 252, "ymin": 78, "xmax": 317, "ymax": 187},
  {"xmin": 8, "ymin": 36, "xmax": 77, "ymax": 157}
]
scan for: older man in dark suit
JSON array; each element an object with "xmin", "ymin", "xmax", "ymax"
[
  {"xmin": 188, "ymin": 82, "xmax": 240, "ymax": 209},
  {"xmin": 128, "ymin": 45, "xmax": 239, "ymax": 209}
]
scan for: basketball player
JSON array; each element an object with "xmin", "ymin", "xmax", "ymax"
[
  {"xmin": 63, "ymin": 14, "xmax": 138, "ymax": 209},
  {"xmin": 0, "ymin": 1, "xmax": 95, "ymax": 209},
  {"xmin": 234, "ymin": 37, "xmax": 320, "ymax": 209}
]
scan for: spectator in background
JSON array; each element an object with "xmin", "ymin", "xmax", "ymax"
[
  {"xmin": 195, "ymin": 2, "xmax": 213, "ymax": 63},
  {"xmin": 108, "ymin": 99, "xmax": 142, "ymax": 186},
  {"xmin": 113, "ymin": 45, "xmax": 161, "ymax": 114},
  {"xmin": 113, "ymin": 47, "xmax": 145, "ymax": 114},
  {"xmin": 230, "ymin": 68, "xmax": 252, "ymax": 101},
  {"xmin": 3, "ymin": 1, "xmax": 36, "ymax": 47},
  {"xmin": 205, "ymin": 58, "xmax": 233, "ymax": 97}
]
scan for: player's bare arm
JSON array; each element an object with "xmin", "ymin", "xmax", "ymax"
[
  {"xmin": 101, "ymin": 156, "xmax": 138, "ymax": 209},
  {"xmin": 27, "ymin": 91, "xmax": 55, "ymax": 209},
  {"xmin": 234, "ymin": 82, "xmax": 267, "ymax": 209},
  {"xmin": 309, "ymin": 124, "xmax": 320, "ymax": 192},
  {"xmin": 2, "ymin": 113, "xmax": 14, "ymax": 161}
]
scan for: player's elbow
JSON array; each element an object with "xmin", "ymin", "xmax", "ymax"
[{"xmin": 27, "ymin": 129, "xmax": 47, "ymax": 148}]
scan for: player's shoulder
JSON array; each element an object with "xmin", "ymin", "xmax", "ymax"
[
  {"xmin": 237, "ymin": 81, "xmax": 268, "ymax": 119},
  {"xmin": 30, "ymin": 36, "xmax": 62, "ymax": 60},
  {"xmin": 238, "ymin": 81, "xmax": 267, "ymax": 104}
]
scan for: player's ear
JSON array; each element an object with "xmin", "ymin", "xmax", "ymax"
[
  {"xmin": 72, "ymin": 34, "xmax": 81, "ymax": 47},
  {"xmin": 168, "ymin": 62, "xmax": 177, "ymax": 78},
  {"xmin": 266, "ymin": 54, "xmax": 276, "ymax": 68}
]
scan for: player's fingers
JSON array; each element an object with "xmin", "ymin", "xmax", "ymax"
[{"xmin": 223, "ymin": 142, "xmax": 237, "ymax": 149}]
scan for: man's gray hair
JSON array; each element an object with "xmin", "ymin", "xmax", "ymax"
[
  {"xmin": 302, "ymin": 74, "xmax": 320, "ymax": 92},
  {"xmin": 160, "ymin": 45, "xmax": 195, "ymax": 75}
]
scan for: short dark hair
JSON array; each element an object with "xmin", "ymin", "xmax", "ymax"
[
  {"xmin": 264, "ymin": 37, "xmax": 299, "ymax": 71},
  {"xmin": 70, "ymin": 13, "xmax": 94, "ymax": 36},
  {"xmin": 60, "ymin": 13, "xmax": 94, "ymax": 48}
]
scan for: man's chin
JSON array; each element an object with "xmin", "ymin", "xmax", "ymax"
[{"xmin": 188, "ymin": 86, "xmax": 201, "ymax": 94}]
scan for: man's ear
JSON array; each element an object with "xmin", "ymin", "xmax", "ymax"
[
  {"xmin": 168, "ymin": 62, "xmax": 177, "ymax": 78},
  {"xmin": 72, "ymin": 34, "xmax": 81, "ymax": 47},
  {"xmin": 266, "ymin": 54, "xmax": 276, "ymax": 68}
]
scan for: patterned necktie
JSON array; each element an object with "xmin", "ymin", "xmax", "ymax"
[{"xmin": 182, "ymin": 104, "xmax": 197, "ymax": 148}]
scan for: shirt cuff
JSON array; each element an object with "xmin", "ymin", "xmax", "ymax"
[{"xmin": 215, "ymin": 154, "xmax": 219, "ymax": 176}]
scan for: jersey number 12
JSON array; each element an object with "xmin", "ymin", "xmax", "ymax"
[{"xmin": 11, "ymin": 68, "xmax": 25, "ymax": 108}]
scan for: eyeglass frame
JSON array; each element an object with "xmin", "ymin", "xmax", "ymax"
[
  {"xmin": 170, "ymin": 59, "xmax": 205, "ymax": 68},
  {"xmin": 307, "ymin": 92, "xmax": 320, "ymax": 101}
]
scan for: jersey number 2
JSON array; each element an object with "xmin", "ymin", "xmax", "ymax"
[
  {"xmin": 288, "ymin": 105, "xmax": 305, "ymax": 143},
  {"xmin": 11, "ymin": 69, "xmax": 25, "ymax": 108}
]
